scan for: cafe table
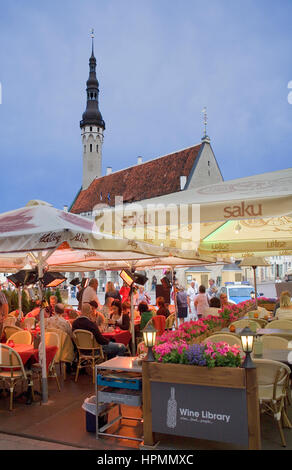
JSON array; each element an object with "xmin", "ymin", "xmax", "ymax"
[
  {"xmin": 4, "ymin": 343, "xmax": 58, "ymax": 404},
  {"xmin": 8, "ymin": 343, "xmax": 58, "ymax": 372},
  {"xmin": 103, "ymin": 329, "xmax": 132, "ymax": 346}
]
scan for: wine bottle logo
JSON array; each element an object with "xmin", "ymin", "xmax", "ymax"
[{"xmin": 166, "ymin": 387, "xmax": 177, "ymax": 429}]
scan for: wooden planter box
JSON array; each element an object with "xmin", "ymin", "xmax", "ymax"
[
  {"xmin": 258, "ymin": 302, "xmax": 275, "ymax": 311},
  {"xmin": 142, "ymin": 361, "xmax": 261, "ymax": 450}
]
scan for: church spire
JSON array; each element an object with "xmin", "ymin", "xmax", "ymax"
[
  {"xmin": 80, "ymin": 30, "xmax": 105, "ymax": 129},
  {"xmin": 81, "ymin": 31, "xmax": 105, "ymax": 189}
]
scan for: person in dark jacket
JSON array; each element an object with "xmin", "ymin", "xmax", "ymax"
[{"xmin": 72, "ymin": 304, "xmax": 126, "ymax": 359}]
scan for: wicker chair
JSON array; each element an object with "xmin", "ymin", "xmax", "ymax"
[
  {"xmin": 7, "ymin": 330, "xmax": 32, "ymax": 345},
  {"xmin": 3, "ymin": 325, "xmax": 22, "ymax": 340},
  {"xmin": 203, "ymin": 333, "xmax": 242, "ymax": 348},
  {"xmin": 254, "ymin": 359, "xmax": 292, "ymax": 447},
  {"xmin": 165, "ymin": 313, "xmax": 176, "ymax": 329},
  {"xmin": 0, "ymin": 344, "xmax": 35, "ymax": 411},
  {"xmin": 248, "ymin": 318, "xmax": 268, "ymax": 328},
  {"xmin": 230, "ymin": 319, "xmax": 261, "ymax": 330},
  {"xmin": 31, "ymin": 332, "xmax": 61, "ymax": 393},
  {"xmin": 267, "ymin": 320, "xmax": 292, "ymax": 330},
  {"xmin": 73, "ymin": 329, "xmax": 105, "ymax": 384},
  {"xmin": 23, "ymin": 317, "xmax": 36, "ymax": 330},
  {"xmin": 3, "ymin": 317, "xmax": 17, "ymax": 328},
  {"xmin": 262, "ymin": 335, "xmax": 290, "ymax": 350}
]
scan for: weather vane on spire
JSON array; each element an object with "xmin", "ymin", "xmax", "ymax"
[
  {"xmin": 202, "ymin": 106, "xmax": 208, "ymax": 138},
  {"xmin": 90, "ymin": 28, "xmax": 94, "ymax": 54}
]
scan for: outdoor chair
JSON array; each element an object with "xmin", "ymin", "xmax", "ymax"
[
  {"xmin": 45, "ymin": 327, "xmax": 74, "ymax": 381},
  {"xmin": 31, "ymin": 332, "xmax": 61, "ymax": 393},
  {"xmin": 23, "ymin": 317, "xmax": 36, "ymax": 330},
  {"xmin": 152, "ymin": 315, "xmax": 166, "ymax": 336},
  {"xmin": 262, "ymin": 335, "xmax": 290, "ymax": 350},
  {"xmin": 3, "ymin": 325, "xmax": 22, "ymax": 340},
  {"xmin": 230, "ymin": 319, "xmax": 261, "ymax": 330},
  {"xmin": 203, "ymin": 333, "xmax": 242, "ymax": 349},
  {"xmin": 3, "ymin": 317, "xmax": 17, "ymax": 328},
  {"xmin": 254, "ymin": 359, "xmax": 292, "ymax": 447},
  {"xmin": 248, "ymin": 317, "xmax": 268, "ymax": 328},
  {"xmin": 73, "ymin": 329, "xmax": 105, "ymax": 384},
  {"xmin": 267, "ymin": 320, "xmax": 292, "ymax": 330},
  {"xmin": 248, "ymin": 308, "xmax": 269, "ymax": 319},
  {"xmin": 0, "ymin": 344, "xmax": 35, "ymax": 411},
  {"xmin": 7, "ymin": 330, "xmax": 32, "ymax": 345},
  {"xmin": 165, "ymin": 313, "xmax": 175, "ymax": 330}
]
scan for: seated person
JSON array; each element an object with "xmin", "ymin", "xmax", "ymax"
[
  {"xmin": 122, "ymin": 301, "xmax": 141, "ymax": 321},
  {"xmin": 109, "ymin": 300, "xmax": 130, "ymax": 331},
  {"xmin": 156, "ymin": 297, "xmax": 170, "ymax": 318},
  {"xmin": 72, "ymin": 304, "xmax": 127, "ymax": 359},
  {"xmin": 46, "ymin": 295, "xmax": 58, "ymax": 317},
  {"xmin": 45, "ymin": 303, "xmax": 73, "ymax": 338},
  {"xmin": 276, "ymin": 292, "xmax": 292, "ymax": 320},
  {"xmin": 138, "ymin": 302, "xmax": 155, "ymax": 331},
  {"xmin": 89, "ymin": 300, "xmax": 106, "ymax": 330},
  {"xmin": 204, "ymin": 297, "xmax": 221, "ymax": 316},
  {"xmin": 100, "ymin": 296, "xmax": 112, "ymax": 320}
]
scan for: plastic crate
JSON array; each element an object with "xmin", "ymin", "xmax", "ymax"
[
  {"xmin": 98, "ymin": 387, "xmax": 142, "ymax": 406},
  {"xmin": 97, "ymin": 374, "xmax": 142, "ymax": 390},
  {"xmin": 82, "ymin": 396, "xmax": 108, "ymax": 433}
]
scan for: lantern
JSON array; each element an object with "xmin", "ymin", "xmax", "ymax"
[
  {"xmin": 142, "ymin": 323, "xmax": 157, "ymax": 362},
  {"xmin": 240, "ymin": 327, "xmax": 256, "ymax": 369}
]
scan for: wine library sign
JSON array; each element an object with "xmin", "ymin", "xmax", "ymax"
[{"xmin": 142, "ymin": 362, "xmax": 261, "ymax": 450}]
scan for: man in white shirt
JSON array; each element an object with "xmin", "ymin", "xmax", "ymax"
[
  {"xmin": 81, "ymin": 279, "xmax": 102, "ymax": 310},
  {"xmin": 187, "ymin": 280, "xmax": 198, "ymax": 320}
]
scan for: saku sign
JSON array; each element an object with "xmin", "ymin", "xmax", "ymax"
[{"xmin": 223, "ymin": 202, "xmax": 263, "ymax": 219}]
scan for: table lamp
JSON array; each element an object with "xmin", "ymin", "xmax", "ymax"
[
  {"xmin": 240, "ymin": 326, "xmax": 256, "ymax": 369},
  {"xmin": 142, "ymin": 323, "xmax": 157, "ymax": 362}
]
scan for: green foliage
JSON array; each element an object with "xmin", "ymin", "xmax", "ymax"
[{"xmin": 55, "ymin": 288, "xmax": 62, "ymax": 303}]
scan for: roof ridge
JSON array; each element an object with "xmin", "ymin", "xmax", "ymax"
[{"xmin": 95, "ymin": 142, "xmax": 202, "ymax": 181}]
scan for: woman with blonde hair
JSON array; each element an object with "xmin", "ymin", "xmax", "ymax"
[
  {"xmin": 105, "ymin": 281, "xmax": 121, "ymax": 302},
  {"xmin": 276, "ymin": 291, "xmax": 292, "ymax": 320}
]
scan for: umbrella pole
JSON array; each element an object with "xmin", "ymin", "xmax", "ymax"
[
  {"xmin": 17, "ymin": 286, "xmax": 22, "ymax": 322},
  {"xmin": 252, "ymin": 266, "xmax": 258, "ymax": 310},
  {"xmin": 171, "ymin": 267, "xmax": 178, "ymax": 329},
  {"xmin": 130, "ymin": 285, "xmax": 136, "ymax": 356},
  {"xmin": 37, "ymin": 263, "xmax": 48, "ymax": 403}
]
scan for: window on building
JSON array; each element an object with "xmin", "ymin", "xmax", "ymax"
[
  {"xmin": 90, "ymin": 126, "xmax": 92, "ymax": 131},
  {"xmin": 84, "ymin": 145, "xmax": 86, "ymax": 153},
  {"xmin": 96, "ymin": 144, "xmax": 98, "ymax": 152},
  {"xmin": 90, "ymin": 144, "xmax": 92, "ymax": 152}
]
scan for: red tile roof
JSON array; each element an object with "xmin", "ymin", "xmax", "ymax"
[{"xmin": 70, "ymin": 144, "xmax": 202, "ymax": 214}]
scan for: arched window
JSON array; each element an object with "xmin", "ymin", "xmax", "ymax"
[{"xmin": 90, "ymin": 144, "xmax": 92, "ymax": 152}]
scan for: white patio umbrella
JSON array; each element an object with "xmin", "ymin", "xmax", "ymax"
[
  {"xmin": 0, "ymin": 200, "xmax": 182, "ymax": 402},
  {"xmin": 92, "ymin": 167, "xmax": 292, "ymax": 258},
  {"xmin": 46, "ymin": 249, "xmax": 216, "ymax": 344}
]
